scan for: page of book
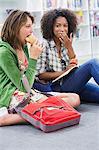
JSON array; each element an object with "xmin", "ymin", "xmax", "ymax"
[{"xmin": 52, "ymin": 66, "xmax": 78, "ymax": 83}]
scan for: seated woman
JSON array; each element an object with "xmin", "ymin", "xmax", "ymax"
[
  {"xmin": 0, "ymin": 10, "xmax": 80, "ymax": 126},
  {"xmin": 34, "ymin": 9, "xmax": 99, "ymax": 103}
]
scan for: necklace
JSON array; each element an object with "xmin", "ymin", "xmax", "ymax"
[{"xmin": 16, "ymin": 49, "xmax": 28, "ymax": 71}]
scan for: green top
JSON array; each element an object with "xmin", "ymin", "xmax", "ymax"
[{"xmin": 0, "ymin": 40, "xmax": 37, "ymax": 108}]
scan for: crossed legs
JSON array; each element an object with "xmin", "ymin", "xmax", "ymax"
[{"xmin": 0, "ymin": 93, "xmax": 80, "ymax": 126}]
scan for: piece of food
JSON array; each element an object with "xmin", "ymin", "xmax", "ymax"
[{"xmin": 26, "ymin": 34, "xmax": 37, "ymax": 45}]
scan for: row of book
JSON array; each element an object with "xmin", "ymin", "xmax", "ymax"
[
  {"xmin": 91, "ymin": 25, "xmax": 99, "ymax": 37},
  {"xmin": 67, "ymin": 0, "xmax": 99, "ymax": 9},
  {"xmin": 67, "ymin": 0, "xmax": 82, "ymax": 9},
  {"xmin": 76, "ymin": 25, "xmax": 99, "ymax": 38},
  {"xmin": 90, "ymin": 11, "xmax": 99, "ymax": 24},
  {"xmin": 75, "ymin": 10, "xmax": 99, "ymax": 26},
  {"xmin": 43, "ymin": 0, "xmax": 83, "ymax": 9},
  {"xmin": 89, "ymin": 0, "xmax": 99, "ymax": 9},
  {"xmin": 43, "ymin": 0, "xmax": 99, "ymax": 10}
]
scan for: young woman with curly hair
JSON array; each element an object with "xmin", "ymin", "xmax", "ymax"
[{"xmin": 34, "ymin": 9, "xmax": 99, "ymax": 103}]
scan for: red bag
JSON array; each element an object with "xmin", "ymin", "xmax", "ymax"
[{"xmin": 15, "ymin": 96, "xmax": 81, "ymax": 132}]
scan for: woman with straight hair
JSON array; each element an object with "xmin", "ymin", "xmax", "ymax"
[{"xmin": 0, "ymin": 10, "xmax": 80, "ymax": 126}]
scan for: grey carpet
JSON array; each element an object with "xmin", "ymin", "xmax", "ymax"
[{"xmin": 0, "ymin": 103, "xmax": 99, "ymax": 150}]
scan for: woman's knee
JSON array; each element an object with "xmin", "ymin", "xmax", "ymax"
[
  {"xmin": 72, "ymin": 93, "xmax": 80, "ymax": 107},
  {"xmin": 57, "ymin": 93, "xmax": 80, "ymax": 108},
  {"xmin": 66, "ymin": 93, "xmax": 80, "ymax": 107},
  {"xmin": 87, "ymin": 58, "xmax": 99, "ymax": 66}
]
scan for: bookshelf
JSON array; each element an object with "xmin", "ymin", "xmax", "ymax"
[
  {"xmin": 0, "ymin": 0, "xmax": 43, "ymax": 39},
  {"xmin": 89, "ymin": 0, "xmax": 99, "ymax": 59},
  {"xmin": 0, "ymin": 0, "xmax": 99, "ymax": 63},
  {"xmin": 43, "ymin": 0, "xmax": 99, "ymax": 63}
]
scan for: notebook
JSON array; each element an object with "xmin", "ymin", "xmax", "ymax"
[{"xmin": 52, "ymin": 66, "xmax": 78, "ymax": 83}]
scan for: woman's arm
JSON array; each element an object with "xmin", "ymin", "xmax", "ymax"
[
  {"xmin": 0, "ymin": 38, "xmax": 43, "ymax": 92},
  {"xmin": 38, "ymin": 71, "xmax": 65, "ymax": 81},
  {"xmin": 0, "ymin": 48, "xmax": 37, "ymax": 92},
  {"xmin": 38, "ymin": 62, "xmax": 78, "ymax": 81}
]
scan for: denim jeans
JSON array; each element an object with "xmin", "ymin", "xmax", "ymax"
[
  {"xmin": 33, "ymin": 80, "xmax": 52, "ymax": 92},
  {"xmin": 51, "ymin": 59, "xmax": 99, "ymax": 103}
]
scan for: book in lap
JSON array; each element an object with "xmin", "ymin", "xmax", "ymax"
[{"xmin": 52, "ymin": 66, "xmax": 78, "ymax": 83}]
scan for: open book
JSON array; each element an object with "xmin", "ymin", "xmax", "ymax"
[{"xmin": 52, "ymin": 66, "xmax": 78, "ymax": 83}]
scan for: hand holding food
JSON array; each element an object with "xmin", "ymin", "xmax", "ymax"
[
  {"xmin": 26, "ymin": 35, "xmax": 43, "ymax": 60},
  {"xmin": 26, "ymin": 34, "xmax": 37, "ymax": 45}
]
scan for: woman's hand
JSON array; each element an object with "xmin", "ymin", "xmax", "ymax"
[
  {"xmin": 59, "ymin": 33, "xmax": 76, "ymax": 59},
  {"xmin": 65, "ymin": 57, "xmax": 78, "ymax": 71},
  {"xmin": 64, "ymin": 63, "xmax": 76, "ymax": 71},
  {"xmin": 69, "ymin": 58, "xmax": 78, "ymax": 65},
  {"xmin": 59, "ymin": 32, "xmax": 73, "ymax": 50},
  {"xmin": 29, "ymin": 40, "xmax": 43, "ymax": 60}
]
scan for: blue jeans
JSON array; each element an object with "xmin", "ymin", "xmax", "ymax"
[
  {"xmin": 51, "ymin": 59, "xmax": 99, "ymax": 103},
  {"xmin": 33, "ymin": 80, "xmax": 52, "ymax": 92}
]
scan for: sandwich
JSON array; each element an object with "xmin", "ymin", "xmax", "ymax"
[{"xmin": 26, "ymin": 34, "xmax": 37, "ymax": 45}]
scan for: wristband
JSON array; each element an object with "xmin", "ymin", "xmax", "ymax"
[{"xmin": 69, "ymin": 58, "xmax": 78, "ymax": 65}]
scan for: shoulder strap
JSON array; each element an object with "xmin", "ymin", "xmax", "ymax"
[{"xmin": 22, "ymin": 74, "xmax": 31, "ymax": 94}]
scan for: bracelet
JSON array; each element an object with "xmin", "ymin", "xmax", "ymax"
[
  {"xmin": 69, "ymin": 58, "xmax": 78, "ymax": 65},
  {"xmin": 69, "ymin": 54, "xmax": 76, "ymax": 59}
]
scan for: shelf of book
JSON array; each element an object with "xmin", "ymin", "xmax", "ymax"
[{"xmin": 0, "ymin": 0, "xmax": 99, "ymax": 62}]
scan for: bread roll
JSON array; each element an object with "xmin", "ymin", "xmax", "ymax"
[{"xmin": 26, "ymin": 35, "xmax": 36, "ymax": 45}]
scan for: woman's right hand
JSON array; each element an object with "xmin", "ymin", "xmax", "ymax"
[
  {"xmin": 29, "ymin": 40, "xmax": 43, "ymax": 60},
  {"xmin": 64, "ymin": 63, "xmax": 77, "ymax": 72}
]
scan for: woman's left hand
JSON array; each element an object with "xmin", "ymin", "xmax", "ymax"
[
  {"xmin": 59, "ymin": 33, "xmax": 76, "ymax": 59},
  {"xmin": 59, "ymin": 32, "xmax": 73, "ymax": 50}
]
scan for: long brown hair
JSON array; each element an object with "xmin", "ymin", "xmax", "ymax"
[{"xmin": 1, "ymin": 10, "xmax": 34, "ymax": 49}]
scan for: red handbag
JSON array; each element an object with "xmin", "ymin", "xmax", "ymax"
[{"xmin": 15, "ymin": 96, "xmax": 81, "ymax": 132}]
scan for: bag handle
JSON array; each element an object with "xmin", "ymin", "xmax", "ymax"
[
  {"xmin": 33, "ymin": 106, "xmax": 65, "ymax": 115},
  {"xmin": 14, "ymin": 74, "xmax": 31, "ymax": 113},
  {"xmin": 23, "ymin": 101, "xmax": 64, "ymax": 115},
  {"xmin": 22, "ymin": 74, "xmax": 31, "ymax": 94}
]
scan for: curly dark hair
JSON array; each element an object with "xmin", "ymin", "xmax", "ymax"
[{"xmin": 41, "ymin": 9, "xmax": 78, "ymax": 41}]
